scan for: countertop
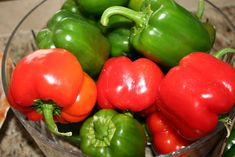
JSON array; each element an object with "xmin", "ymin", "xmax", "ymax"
[{"xmin": 0, "ymin": 3, "xmax": 235, "ymax": 157}]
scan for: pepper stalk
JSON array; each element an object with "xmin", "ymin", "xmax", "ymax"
[{"xmin": 34, "ymin": 100, "xmax": 72, "ymax": 136}]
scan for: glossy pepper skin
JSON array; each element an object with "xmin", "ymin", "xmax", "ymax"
[
  {"xmin": 157, "ymin": 48, "xmax": 235, "ymax": 141},
  {"xmin": 105, "ymin": 13, "xmax": 140, "ymax": 59},
  {"xmin": 80, "ymin": 109, "xmax": 146, "ymax": 157},
  {"xmin": 61, "ymin": 0, "xmax": 82, "ymax": 15},
  {"xmin": 97, "ymin": 56, "xmax": 164, "ymax": 112},
  {"xmin": 47, "ymin": 9, "xmax": 83, "ymax": 31},
  {"xmin": 36, "ymin": 9, "xmax": 83, "ymax": 49},
  {"xmin": 128, "ymin": 0, "xmax": 145, "ymax": 11},
  {"xmin": 78, "ymin": 0, "xmax": 129, "ymax": 16},
  {"xmin": 36, "ymin": 10, "xmax": 110, "ymax": 78},
  {"xmin": 36, "ymin": 8, "xmax": 95, "ymax": 48},
  {"xmin": 147, "ymin": 111, "xmax": 190, "ymax": 154},
  {"xmin": 8, "ymin": 49, "xmax": 97, "ymax": 136},
  {"xmin": 223, "ymin": 124, "xmax": 235, "ymax": 157},
  {"xmin": 224, "ymin": 144, "xmax": 235, "ymax": 157},
  {"xmin": 129, "ymin": 0, "xmax": 216, "ymax": 47},
  {"xmin": 101, "ymin": 0, "xmax": 213, "ymax": 67},
  {"xmin": 107, "ymin": 28, "xmax": 130, "ymax": 57}
]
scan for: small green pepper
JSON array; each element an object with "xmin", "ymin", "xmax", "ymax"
[
  {"xmin": 36, "ymin": 9, "xmax": 84, "ymax": 49},
  {"xmin": 54, "ymin": 18, "xmax": 109, "ymax": 78},
  {"xmin": 223, "ymin": 124, "xmax": 235, "ymax": 157},
  {"xmin": 101, "ymin": 0, "xmax": 214, "ymax": 67},
  {"xmin": 78, "ymin": 0, "xmax": 129, "ymax": 16},
  {"xmin": 36, "ymin": 29, "xmax": 55, "ymax": 49},
  {"xmin": 80, "ymin": 109, "xmax": 146, "ymax": 157},
  {"xmin": 128, "ymin": 0, "xmax": 145, "ymax": 11},
  {"xmin": 61, "ymin": 0, "xmax": 82, "ymax": 15},
  {"xmin": 107, "ymin": 28, "xmax": 131, "ymax": 57},
  {"xmin": 47, "ymin": 9, "xmax": 83, "ymax": 30},
  {"xmin": 224, "ymin": 144, "xmax": 235, "ymax": 157},
  {"xmin": 36, "ymin": 10, "xmax": 110, "ymax": 78}
]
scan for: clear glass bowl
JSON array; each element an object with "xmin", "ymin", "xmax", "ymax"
[{"xmin": 2, "ymin": 0, "xmax": 235, "ymax": 157}]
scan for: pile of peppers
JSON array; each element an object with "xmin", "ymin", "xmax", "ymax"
[{"xmin": 7, "ymin": 0, "xmax": 235, "ymax": 157}]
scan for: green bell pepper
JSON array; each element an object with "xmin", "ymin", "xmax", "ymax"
[
  {"xmin": 223, "ymin": 144, "xmax": 235, "ymax": 157},
  {"xmin": 61, "ymin": 0, "xmax": 82, "ymax": 15},
  {"xmin": 80, "ymin": 109, "xmax": 146, "ymax": 157},
  {"xmin": 61, "ymin": 0, "xmax": 103, "ymax": 27},
  {"xmin": 107, "ymin": 28, "xmax": 131, "ymax": 57},
  {"xmin": 105, "ymin": 14, "xmax": 134, "ymax": 58},
  {"xmin": 36, "ymin": 8, "xmax": 84, "ymax": 49},
  {"xmin": 36, "ymin": 9, "xmax": 83, "ymax": 49},
  {"xmin": 36, "ymin": 29, "xmax": 55, "ymax": 49},
  {"xmin": 128, "ymin": 0, "xmax": 215, "ymax": 46},
  {"xmin": 78, "ymin": 0, "xmax": 129, "ymax": 16},
  {"xmin": 128, "ymin": 0, "xmax": 145, "ymax": 11},
  {"xmin": 47, "ymin": 9, "xmax": 83, "ymax": 30},
  {"xmin": 107, "ymin": 28, "xmax": 142, "ymax": 60},
  {"xmin": 223, "ymin": 124, "xmax": 235, "ymax": 157},
  {"xmin": 36, "ymin": 10, "xmax": 110, "ymax": 78},
  {"xmin": 100, "ymin": 0, "xmax": 214, "ymax": 67}
]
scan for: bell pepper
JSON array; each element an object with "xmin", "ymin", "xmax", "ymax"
[
  {"xmin": 7, "ymin": 48, "xmax": 97, "ymax": 136},
  {"xmin": 36, "ymin": 8, "xmax": 85, "ymax": 48},
  {"xmin": 105, "ymin": 13, "xmax": 139, "ymax": 58},
  {"xmin": 97, "ymin": 56, "xmax": 164, "ymax": 112},
  {"xmin": 100, "ymin": 0, "xmax": 214, "ymax": 67},
  {"xmin": 36, "ymin": 10, "xmax": 110, "ymax": 78},
  {"xmin": 36, "ymin": 9, "xmax": 84, "ymax": 49},
  {"xmin": 223, "ymin": 144, "xmax": 235, "ymax": 157},
  {"xmin": 107, "ymin": 27, "xmax": 142, "ymax": 60},
  {"xmin": 157, "ymin": 48, "xmax": 235, "ymax": 141},
  {"xmin": 61, "ymin": 0, "xmax": 102, "ymax": 27},
  {"xmin": 79, "ymin": 109, "xmax": 146, "ymax": 157},
  {"xmin": 47, "ymin": 9, "xmax": 83, "ymax": 31},
  {"xmin": 78, "ymin": 0, "xmax": 129, "ymax": 16},
  {"xmin": 107, "ymin": 28, "xmax": 131, "ymax": 57},
  {"xmin": 128, "ymin": 0, "xmax": 145, "ymax": 11},
  {"xmin": 223, "ymin": 120, "xmax": 235, "ymax": 157},
  {"xmin": 128, "ymin": 0, "xmax": 216, "ymax": 47},
  {"xmin": 61, "ymin": 0, "xmax": 82, "ymax": 15},
  {"xmin": 147, "ymin": 111, "xmax": 190, "ymax": 154}
]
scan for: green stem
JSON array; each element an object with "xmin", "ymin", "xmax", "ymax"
[
  {"xmin": 94, "ymin": 120, "xmax": 108, "ymax": 140},
  {"xmin": 219, "ymin": 116, "xmax": 233, "ymax": 138},
  {"xmin": 213, "ymin": 48, "xmax": 235, "ymax": 60},
  {"xmin": 196, "ymin": 0, "xmax": 205, "ymax": 19},
  {"xmin": 100, "ymin": 6, "xmax": 148, "ymax": 27},
  {"xmin": 123, "ymin": 110, "xmax": 134, "ymax": 118},
  {"xmin": 66, "ymin": 135, "xmax": 81, "ymax": 146},
  {"xmin": 41, "ymin": 104, "xmax": 72, "ymax": 136}
]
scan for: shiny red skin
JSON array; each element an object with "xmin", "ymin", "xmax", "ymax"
[
  {"xmin": 158, "ymin": 52, "xmax": 235, "ymax": 141},
  {"xmin": 8, "ymin": 48, "xmax": 96, "ymax": 123},
  {"xmin": 147, "ymin": 112, "xmax": 190, "ymax": 154},
  {"xmin": 97, "ymin": 56, "xmax": 164, "ymax": 112}
]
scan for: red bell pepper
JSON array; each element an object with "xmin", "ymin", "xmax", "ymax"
[
  {"xmin": 157, "ymin": 48, "xmax": 235, "ymax": 141},
  {"xmin": 8, "ymin": 48, "xmax": 97, "ymax": 136},
  {"xmin": 147, "ymin": 111, "xmax": 190, "ymax": 154},
  {"xmin": 97, "ymin": 56, "xmax": 164, "ymax": 112}
]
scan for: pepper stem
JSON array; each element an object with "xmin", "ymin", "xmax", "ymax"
[
  {"xmin": 94, "ymin": 119, "xmax": 108, "ymax": 140},
  {"xmin": 41, "ymin": 103, "xmax": 72, "ymax": 136},
  {"xmin": 100, "ymin": 6, "xmax": 148, "ymax": 27},
  {"xmin": 219, "ymin": 116, "xmax": 232, "ymax": 138},
  {"xmin": 196, "ymin": 0, "xmax": 205, "ymax": 19},
  {"xmin": 213, "ymin": 48, "xmax": 235, "ymax": 60}
]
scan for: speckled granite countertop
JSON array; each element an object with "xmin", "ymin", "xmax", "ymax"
[{"xmin": 0, "ymin": 5, "xmax": 234, "ymax": 157}]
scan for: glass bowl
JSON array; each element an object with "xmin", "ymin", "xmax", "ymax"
[{"xmin": 2, "ymin": 0, "xmax": 235, "ymax": 157}]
